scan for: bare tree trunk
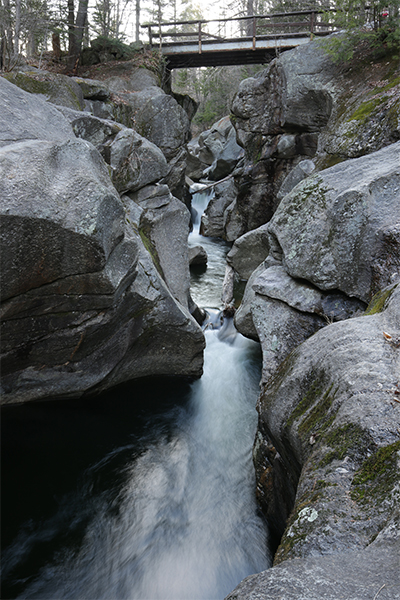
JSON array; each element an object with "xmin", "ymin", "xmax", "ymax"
[
  {"xmin": 13, "ymin": 0, "xmax": 21, "ymax": 55},
  {"xmin": 27, "ymin": 30, "xmax": 37, "ymax": 56},
  {"xmin": 67, "ymin": 0, "xmax": 75, "ymax": 56},
  {"xmin": 115, "ymin": 0, "xmax": 120, "ymax": 38},
  {"xmin": 2, "ymin": 0, "xmax": 13, "ymax": 53},
  {"xmin": 135, "ymin": 0, "xmax": 140, "ymax": 42},
  {"xmin": 67, "ymin": 0, "xmax": 88, "ymax": 72},
  {"xmin": 246, "ymin": 0, "xmax": 254, "ymax": 36}
]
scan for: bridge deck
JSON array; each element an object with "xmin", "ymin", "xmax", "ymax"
[
  {"xmin": 143, "ymin": 11, "xmax": 336, "ymax": 70},
  {"xmin": 162, "ymin": 34, "xmax": 311, "ymax": 68}
]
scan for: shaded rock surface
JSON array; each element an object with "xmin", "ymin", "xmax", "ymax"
[
  {"xmin": 200, "ymin": 178, "xmax": 237, "ymax": 239},
  {"xmin": 231, "ymin": 132, "xmax": 400, "ymax": 597},
  {"xmin": 0, "ymin": 76, "xmax": 204, "ymax": 405},
  {"xmin": 57, "ymin": 108, "xmax": 169, "ymax": 195},
  {"xmin": 2, "ymin": 70, "xmax": 85, "ymax": 110},
  {"xmin": 126, "ymin": 184, "xmax": 192, "ymax": 308},
  {"xmin": 189, "ymin": 245, "xmax": 208, "ymax": 267},
  {"xmin": 254, "ymin": 283, "xmax": 400, "ymax": 563},
  {"xmin": 187, "ymin": 116, "xmax": 243, "ymax": 182}
]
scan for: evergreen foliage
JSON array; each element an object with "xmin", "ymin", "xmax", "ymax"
[{"xmin": 321, "ymin": 1, "xmax": 400, "ymax": 62}]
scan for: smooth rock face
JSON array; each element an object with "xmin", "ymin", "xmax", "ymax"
[
  {"xmin": 0, "ymin": 138, "xmax": 125, "ymax": 301},
  {"xmin": 0, "ymin": 76, "xmax": 75, "ymax": 147},
  {"xmin": 268, "ymin": 143, "xmax": 400, "ymax": 302},
  {"xmin": 187, "ymin": 116, "xmax": 243, "ymax": 182},
  {"xmin": 253, "ymin": 265, "xmax": 365, "ymax": 321},
  {"xmin": 277, "ymin": 159, "xmax": 315, "ymax": 200},
  {"xmin": 226, "ymin": 37, "xmax": 399, "ymax": 243},
  {"xmin": 233, "ymin": 137, "xmax": 400, "ymax": 598},
  {"xmin": 189, "ymin": 245, "xmax": 207, "ymax": 266},
  {"xmin": 124, "ymin": 86, "xmax": 190, "ymax": 160},
  {"xmin": 109, "ymin": 129, "xmax": 169, "ymax": 194},
  {"xmin": 127, "ymin": 184, "xmax": 192, "ymax": 308},
  {"xmin": 200, "ymin": 179, "xmax": 237, "ymax": 238},
  {"xmin": 55, "ymin": 109, "xmax": 169, "ymax": 195}
]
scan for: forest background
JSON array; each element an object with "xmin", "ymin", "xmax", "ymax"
[{"xmin": 1, "ymin": 0, "xmax": 399, "ymax": 131}]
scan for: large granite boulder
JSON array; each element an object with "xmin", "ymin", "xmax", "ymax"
[
  {"xmin": 232, "ymin": 42, "xmax": 334, "ymax": 144},
  {"xmin": 200, "ymin": 179, "xmax": 237, "ymax": 238},
  {"xmin": 268, "ymin": 142, "xmax": 400, "ymax": 302},
  {"xmin": 2, "ymin": 70, "xmax": 85, "ymax": 110},
  {"xmin": 223, "ymin": 38, "xmax": 400, "ymax": 241},
  {"xmin": 226, "ymin": 223, "xmax": 270, "ymax": 281},
  {"xmin": 226, "ymin": 532, "xmax": 400, "ymax": 600},
  {"xmin": 125, "ymin": 184, "xmax": 192, "ymax": 309},
  {"xmin": 0, "ymin": 76, "xmax": 75, "ymax": 147},
  {"xmin": 121, "ymin": 85, "xmax": 190, "ymax": 161},
  {"xmin": 253, "ymin": 282, "xmax": 400, "ymax": 564},
  {"xmin": 236, "ymin": 144, "xmax": 398, "ymax": 393},
  {"xmin": 187, "ymin": 116, "xmax": 243, "ymax": 182},
  {"xmin": 55, "ymin": 108, "xmax": 169, "ymax": 195},
  {"xmin": 0, "ymin": 77, "xmax": 205, "ymax": 405}
]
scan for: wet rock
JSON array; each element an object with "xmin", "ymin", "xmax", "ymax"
[
  {"xmin": 200, "ymin": 179, "xmax": 237, "ymax": 238},
  {"xmin": 187, "ymin": 116, "xmax": 243, "ymax": 181},
  {"xmin": 189, "ymin": 245, "xmax": 208, "ymax": 267}
]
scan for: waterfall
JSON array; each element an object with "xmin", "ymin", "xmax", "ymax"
[{"xmin": 1, "ymin": 188, "xmax": 270, "ymax": 600}]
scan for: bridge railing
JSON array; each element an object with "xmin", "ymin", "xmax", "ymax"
[{"xmin": 142, "ymin": 10, "xmax": 338, "ymax": 52}]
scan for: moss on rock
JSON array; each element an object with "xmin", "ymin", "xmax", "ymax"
[
  {"xmin": 351, "ymin": 441, "xmax": 400, "ymax": 504},
  {"xmin": 365, "ymin": 284, "xmax": 397, "ymax": 315}
]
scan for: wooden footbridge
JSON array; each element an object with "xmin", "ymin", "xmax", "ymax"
[{"xmin": 142, "ymin": 10, "xmax": 337, "ymax": 70}]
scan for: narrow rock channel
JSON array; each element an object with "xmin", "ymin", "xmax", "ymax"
[{"xmin": 1, "ymin": 189, "xmax": 270, "ymax": 600}]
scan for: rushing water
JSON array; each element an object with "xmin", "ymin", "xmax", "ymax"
[{"xmin": 1, "ymin": 188, "xmax": 270, "ymax": 600}]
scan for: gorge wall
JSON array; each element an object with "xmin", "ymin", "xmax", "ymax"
[
  {"xmin": 0, "ymin": 67, "xmax": 205, "ymax": 404},
  {"xmin": 221, "ymin": 38, "xmax": 400, "ymax": 600}
]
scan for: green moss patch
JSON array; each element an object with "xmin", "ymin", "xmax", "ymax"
[
  {"xmin": 365, "ymin": 284, "xmax": 397, "ymax": 315},
  {"xmin": 298, "ymin": 384, "xmax": 338, "ymax": 439},
  {"xmin": 139, "ymin": 229, "xmax": 163, "ymax": 278},
  {"xmin": 349, "ymin": 96, "xmax": 388, "ymax": 122},
  {"xmin": 318, "ymin": 423, "xmax": 376, "ymax": 469},
  {"xmin": 351, "ymin": 441, "xmax": 400, "ymax": 504},
  {"xmin": 285, "ymin": 377, "xmax": 339, "ymax": 445}
]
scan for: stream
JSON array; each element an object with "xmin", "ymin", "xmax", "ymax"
[{"xmin": 1, "ymin": 188, "xmax": 270, "ymax": 600}]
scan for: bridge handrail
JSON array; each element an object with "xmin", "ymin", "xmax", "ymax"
[{"xmin": 141, "ymin": 10, "xmax": 338, "ymax": 50}]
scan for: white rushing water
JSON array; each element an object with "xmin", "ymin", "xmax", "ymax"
[
  {"xmin": 9, "ymin": 187, "xmax": 270, "ymax": 600},
  {"xmin": 189, "ymin": 186, "xmax": 232, "ymax": 309}
]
